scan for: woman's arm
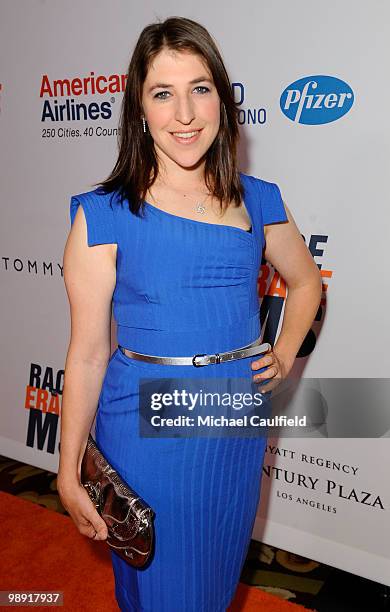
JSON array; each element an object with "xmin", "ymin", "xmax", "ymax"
[
  {"xmin": 58, "ymin": 205, "xmax": 117, "ymax": 487},
  {"xmin": 252, "ymin": 201, "xmax": 322, "ymax": 383}
]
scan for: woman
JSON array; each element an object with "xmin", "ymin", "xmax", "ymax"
[{"xmin": 58, "ymin": 16, "xmax": 322, "ymax": 612}]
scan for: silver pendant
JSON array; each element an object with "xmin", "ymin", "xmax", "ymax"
[{"xmin": 195, "ymin": 202, "xmax": 206, "ymax": 214}]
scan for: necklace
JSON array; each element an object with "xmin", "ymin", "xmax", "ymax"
[
  {"xmin": 182, "ymin": 193, "xmax": 209, "ymax": 214},
  {"xmin": 149, "ymin": 185, "xmax": 211, "ymax": 215}
]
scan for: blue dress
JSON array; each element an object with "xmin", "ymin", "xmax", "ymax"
[{"xmin": 69, "ymin": 172, "xmax": 287, "ymax": 612}]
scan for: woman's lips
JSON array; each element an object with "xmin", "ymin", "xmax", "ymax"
[{"xmin": 170, "ymin": 129, "xmax": 202, "ymax": 145}]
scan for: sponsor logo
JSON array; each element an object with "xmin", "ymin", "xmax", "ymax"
[
  {"xmin": 280, "ymin": 75, "xmax": 354, "ymax": 124},
  {"xmin": 232, "ymin": 82, "xmax": 267, "ymax": 126},
  {"xmin": 25, "ymin": 362, "xmax": 63, "ymax": 453},
  {"xmin": 40, "ymin": 71, "xmax": 127, "ymax": 122},
  {"xmin": 259, "ymin": 234, "xmax": 332, "ymax": 356}
]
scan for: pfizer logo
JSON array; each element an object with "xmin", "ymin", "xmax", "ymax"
[{"xmin": 280, "ymin": 75, "xmax": 354, "ymax": 125}]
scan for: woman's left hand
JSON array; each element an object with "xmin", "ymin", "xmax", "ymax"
[{"xmin": 250, "ymin": 346, "xmax": 294, "ymax": 392}]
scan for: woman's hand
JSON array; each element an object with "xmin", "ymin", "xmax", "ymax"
[
  {"xmin": 57, "ymin": 477, "xmax": 108, "ymax": 541},
  {"xmin": 250, "ymin": 346, "xmax": 294, "ymax": 393}
]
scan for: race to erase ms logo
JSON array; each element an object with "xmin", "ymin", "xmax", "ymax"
[{"xmin": 280, "ymin": 75, "xmax": 354, "ymax": 125}]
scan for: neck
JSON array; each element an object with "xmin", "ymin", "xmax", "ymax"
[{"xmin": 154, "ymin": 149, "xmax": 207, "ymax": 190}]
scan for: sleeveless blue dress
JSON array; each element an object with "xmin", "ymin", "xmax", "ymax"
[{"xmin": 69, "ymin": 172, "xmax": 287, "ymax": 612}]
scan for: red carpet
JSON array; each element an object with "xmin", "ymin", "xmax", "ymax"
[{"xmin": 0, "ymin": 491, "xmax": 315, "ymax": 611}]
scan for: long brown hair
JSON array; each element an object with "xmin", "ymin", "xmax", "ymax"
[{"xmin": 95, "ymin": 16, "xmax": 244, "ymax": 216}]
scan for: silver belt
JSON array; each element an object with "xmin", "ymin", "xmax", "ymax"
[{"xmin": 118, "ymin": 336, "xmax": 271, "ymax": 367}]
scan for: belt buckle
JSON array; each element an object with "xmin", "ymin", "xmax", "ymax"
[
  {"xmin": 192, "ymin": 353, "xmax": 221, "ymax": 367},
  {"xmin": 192, "ymin": 353, "xmax": 210, "ymax": 367},
  {"xmin": 192, "ymin": 353, "xmax": 206, "ymax": 367}
]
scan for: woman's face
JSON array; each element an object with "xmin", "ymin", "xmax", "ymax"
[{"xmin": 141, "ymin": 48, "xmax": 221, "ymax": 173}]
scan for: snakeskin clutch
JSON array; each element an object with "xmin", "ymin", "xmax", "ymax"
[{"xmin": 80, "ymin": 433, "xmax": 155, "ymax": 567}]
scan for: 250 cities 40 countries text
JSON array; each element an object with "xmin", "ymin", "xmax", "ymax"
[{"xmin": 41, "ymin": 126, "xmax": 120, "ymax": 139}]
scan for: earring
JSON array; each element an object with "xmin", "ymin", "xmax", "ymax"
[{"xmin": 142, "ymin": 117, "xmax": 146, "ymax": 133}]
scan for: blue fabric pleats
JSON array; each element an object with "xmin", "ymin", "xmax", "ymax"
[{"xmin": 69, "ymin": 172, "xmax": 288, "ymax": 611}]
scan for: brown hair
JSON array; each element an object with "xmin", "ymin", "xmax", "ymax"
[{"xmin": 95, "ymin": 16, "xmax": 244, "ymax": 216}]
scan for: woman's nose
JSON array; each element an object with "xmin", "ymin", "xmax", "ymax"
[{"xmin": 174, "ymin": 96, "xmax": 196, "ymax": 124}]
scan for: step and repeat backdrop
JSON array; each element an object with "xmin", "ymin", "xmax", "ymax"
[{"xmin": 1, "ymin": 0, "xmax": 389, "ymax": 586}]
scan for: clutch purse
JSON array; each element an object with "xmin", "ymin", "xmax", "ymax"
[{"xmin": 80, "ymin": 433, "xmax": 155, "ymax": 567}]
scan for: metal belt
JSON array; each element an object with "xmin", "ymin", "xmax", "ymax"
[{"xmin": 118, "ymin": 336, "xmax": 271, "ymax": 367}]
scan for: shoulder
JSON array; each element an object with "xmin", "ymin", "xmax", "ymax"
[
  {"xmin": 69, "ymin": 187, "xmax": 118, "ymax": 246},
  {"xmin": 70, "ymin": 187, "xmax": 117, "ymax": 223},
  {"xmin": 239, "ymin": 171, "xmax": 282, "ymax": 195},
  {"xmin": 239, "ymin": 171, "xmax": 287, "ymax": 225}
]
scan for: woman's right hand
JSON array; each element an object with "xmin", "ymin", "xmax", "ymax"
[{"xmin": 57, "ymin": 477, "xmax": 108, "ymax": 541}]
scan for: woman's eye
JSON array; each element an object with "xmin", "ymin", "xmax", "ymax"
[
  {"xmin": 154, "ymin": 91, "xmax": 170, "ymax": 100},
  {"xmin": 194, "ymin": 86, "xmax": 210, "ymax": 94},
  {"xmin": 154, "ymin": 86, "xmax": 210, "ymax": 100}
]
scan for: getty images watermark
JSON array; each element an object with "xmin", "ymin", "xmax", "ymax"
[
  {"xmin": 138, "ymin": 377, "xmax": 307, "ymax": 438},
  {"xmin": 138, "ymin": 377, "xmax": 390, "ymax": 439}
]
